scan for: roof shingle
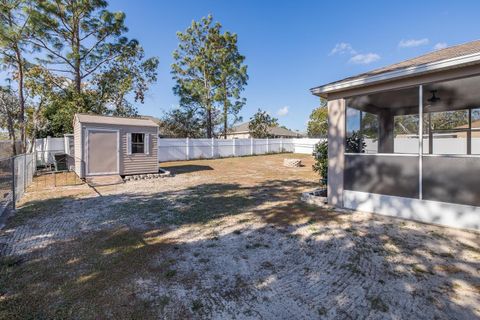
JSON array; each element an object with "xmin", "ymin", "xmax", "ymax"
[
  {"xmin": 313, "ymin": 39, "xmax": 480, "ymax": 91},
  {"xmin": 75, "ymin": 114, "xmax": 158, "ymax": 127}
]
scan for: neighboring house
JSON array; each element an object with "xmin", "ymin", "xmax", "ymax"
[
  {"xmin": 73, "ymin": 114, "xmax": 159, "ymax": 178},
  {"xmin": 226, "ymin": 122, "xmax": 304, "ymax": 139},
  {"xmin": 311, "ymin": 39, "xmax": 480, "ymax": 231}
]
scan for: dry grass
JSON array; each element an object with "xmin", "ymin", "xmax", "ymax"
[
  {"xmin": 0, "ymin": 153, "xmax": 479, "ymax": 319},
  {"xmin": 27, "ymin": 171, "xmax": 84, "ymax": 192}
]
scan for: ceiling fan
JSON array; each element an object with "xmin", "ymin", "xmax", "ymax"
[{"xmin": 427, "ymin": 90, "xmax": 440, "ymax": 103}]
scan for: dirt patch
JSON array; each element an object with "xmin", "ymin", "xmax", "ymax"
[{"xmin": 0, "ymin": 154, "xmax": 479, "ymax": 319}]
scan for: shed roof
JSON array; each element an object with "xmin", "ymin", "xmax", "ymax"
[
  {"xmin": 75, "ymin": 114, "xmax": 158, "ymax": 127},
  {"xmin": 311, "ymin": 40, "xmax": 480, "ymax": 96}
]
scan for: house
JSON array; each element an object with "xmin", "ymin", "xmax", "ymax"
[
  {"xmin": 226, "ymin": 122, "xmax": 304, "ymax": 139},
  {"xmin": 73, "ymin": 114, "xmax": 159, "ymax": 178},
  {"xmin": 311, "ymin": 40, "xmax": 480, "ymax": 230}
]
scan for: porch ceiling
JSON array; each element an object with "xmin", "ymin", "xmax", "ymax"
[{"xmin": 347, "ymin": 75, "xmax": 480, "ymax": 115}]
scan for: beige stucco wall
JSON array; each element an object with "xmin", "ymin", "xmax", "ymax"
[
  {"xmin": 75, "ymin": 121, "xmax": 158, "ymax": 177},
  {"xmin": 225, "ymin": 132, "xmax": 251, "ymax": 139},
  {"xmin": 327, "ymin": 98, "xmax": 345, "ymax": 207}
]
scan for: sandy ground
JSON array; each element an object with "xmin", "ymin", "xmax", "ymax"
[{"xmin": 0, "ymin": 153, "xmax": 479, "ymax": 319}]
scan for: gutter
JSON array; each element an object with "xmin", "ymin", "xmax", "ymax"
[{"xmin": 311, "ymin": 51, "xmax": 480, "ymax": 96}]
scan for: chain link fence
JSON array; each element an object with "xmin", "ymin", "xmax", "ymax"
[
  {"xmin": 0, "ymin": 150, "xmax": 84, "ymax": 219},
  {"xmin": 31, "ymin": 150, "xmax": 83, "ymax": 190},
  {"xmin": 0, "ymin": 153, "xmax": 35, "ymax": 216},
  {"xmin": 0, "ymin": 157, "xmax": 14, "ymax": 217}
]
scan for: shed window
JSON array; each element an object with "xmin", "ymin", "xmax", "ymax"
[{"xmin": 131, "ymin": 133, "xmax": 145, "ymax": 154}]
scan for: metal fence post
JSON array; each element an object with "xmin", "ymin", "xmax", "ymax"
[
  {"xmin": 250, "ymin": 138, "xmax": 253, "ymax": 155},
  {"xmin": 280, "ymin": 137, "xmax": 283, "ymax": 152},
  {"xmin": 23, "ymin": 154, "xmax": 27, "ymax": 192},
  {"xmin": 11, "ymin": 157, "xmax": 15, "ymax": 210},
  {"xmin": 266, "ymin": 137, "xmax": 269, "ymax": 153},
  {"xmin": 186, "ymin": 137, "xmax": 190, "ymax": 160},
  {"xmin": 232, "ymin": 138, "xmax": 236, "ymax": 157}
]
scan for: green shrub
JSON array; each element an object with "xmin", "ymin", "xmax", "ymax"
[
  {"xmin": 345, "ymin": 131, "xmax": 366, "ymax": 153},
  {"xmin": 312, "ymin": 140, "xmax": 328, "ymax": 185}
]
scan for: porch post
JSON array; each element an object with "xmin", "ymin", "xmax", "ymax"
[
  {"xmin": 327, "ymin": 98, "xmax": 345, "ymax": 207},
  {"xmin": 378, "ymin": 110, "xmax": 395, "ymax": 153},
  {"xmin": 419, "ymin": 85, "xmax": 423, "ymax": 200}
]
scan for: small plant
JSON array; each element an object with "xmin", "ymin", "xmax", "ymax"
[
  {"xmin": 345, "ymin": 131, "xmax": 366, "ymax": 153},
  {"xmin": 369, "ymin": 296, "xmax": 389, "ymax": 312},
  {"xmin": 318, "ymin": 306, "xmax": 327, "ymax": 316},
  {"xmin": 164, "ymin": 269, "xmax": 177, "ymax": 278},
  {"xmin": 312, "ymin": 140, "xmax": 328, "ymax": 186},
  {"xmin": 191, "ymin": 299, "xmax": 203, "ymax": 312}
]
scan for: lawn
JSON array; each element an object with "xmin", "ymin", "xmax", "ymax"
[{"xmin": 0, "ymin": 153, "xmax": 479, "ymax": 319}]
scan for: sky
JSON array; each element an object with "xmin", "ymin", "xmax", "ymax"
[{"xmin": 105, "ymin": 0, "xmax": 480, "ymax": 132}]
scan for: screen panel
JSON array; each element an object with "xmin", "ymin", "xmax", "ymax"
[
  {"xmin": 344, "ymin": 154, "xmax": 419, "ymax": 198},
  {"xmin": 423, "ymin": 156, "xmax": 480, "ymax": 206}
]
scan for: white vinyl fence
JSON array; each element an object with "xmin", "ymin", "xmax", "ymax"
[
  {"xmin": 34, "ymin": 136, "xmax": 74, "ymax": 166},
  {"xmin": 158, "ymin": 138, "xmax": 323, "ymax": 162},
  {"xmin": 363, "ymin": 137, "xmax": 480, "ymax": 154},
  {"xmin": 291, "ymin": 138, "xmax": 324, "ymax": 154}
]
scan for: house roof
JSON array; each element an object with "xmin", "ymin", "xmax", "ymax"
[
  {"xmin": 75, "ymin": 113, "xmax": 158, "ymax": 127},
  {"xmin": 228, "ymin": 122, "xmax": 302, "ymax": 137},
  {"xmin": 311, "ymin": 40, "xmax": 480, "ymax": 96}
]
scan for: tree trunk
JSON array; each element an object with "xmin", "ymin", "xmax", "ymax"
[
  {"xmin": 223, "ymin": 100, "xmax": 228, "ymax": 139},
  {"xmin": 203, "ymin": 66, "xmax": 212, "ymax": 138},
  {"xmin": 8, "ymin": 118, "xmax": 16, "ymax": 156},
  {"xmin": 73, "ymin": 17, "xmax": 81, "ymax": 94},
  {"xmin": 223, "ymin": 82, "xmax": 228, "ymax": 139},
  {"xmin": 27, "ymin": 103, "xmax": 42, "ymax": 153},
  {"xmin": 11, "ymin": 136, "xmax": 17, "ymax": 156},
  {"xmin": 14, "ymin": 45, "xmax": 25, "ymax": 154},
  {"xmin": 7, "ymin": 9, "xmax": 25, "ymax": 153},
  {"xmin": 206, "ymin": 107, "xmax": 212, "ymax": 138}
]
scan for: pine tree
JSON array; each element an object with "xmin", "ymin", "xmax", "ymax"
[
  {"xmin": 248, "ymin": 109, "xmax": 278, "ymax": 138},
  {"xmin": 0, "ymin": 0, "xmax": 32, "ymax": 153},
  {"xmin": 172, "ymin": 15, "xmax": 247, "ymax": 138}
]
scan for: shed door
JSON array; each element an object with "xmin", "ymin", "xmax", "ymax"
[{"xmin": 87, "ymin": 130, "xmax": 118, "ymax": 175}]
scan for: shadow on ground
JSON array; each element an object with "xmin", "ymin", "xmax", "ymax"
[
  {"xmin": 160, "ymin": 164, "xmax": 214, "ymax": 175},
  {"xmin": 0, "ymin": 178, "xmax": 479, "ymax": 319}
]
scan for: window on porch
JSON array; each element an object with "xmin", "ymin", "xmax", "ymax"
[
  {"xmin": 345, "ymin": 86, "xmax": 419, "ymax": 154},
  {"xmin": 423, "ymin": 75, "xmax": 480, "ymax": 155}
]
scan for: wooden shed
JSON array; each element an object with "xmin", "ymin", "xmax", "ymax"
[{"xmin": 73, "ymin": 114, "xmax": 159, "ymax": 178}]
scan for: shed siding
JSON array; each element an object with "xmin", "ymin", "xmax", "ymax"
[
  {"xmin": 73, "ymin": 116, "xmax": 84, "ymax": 178},
  {"xmin": 120, "ymin": 126, "xmax": 158, "ymax": 175},
  {"xmin": 78, "ymin": 122, "xmax": 158, "ymax": 176}
]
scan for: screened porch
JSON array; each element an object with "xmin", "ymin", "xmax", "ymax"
[{"xmin": 344, "ymin": 74, "xmax": 480, "ymax": 207}]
